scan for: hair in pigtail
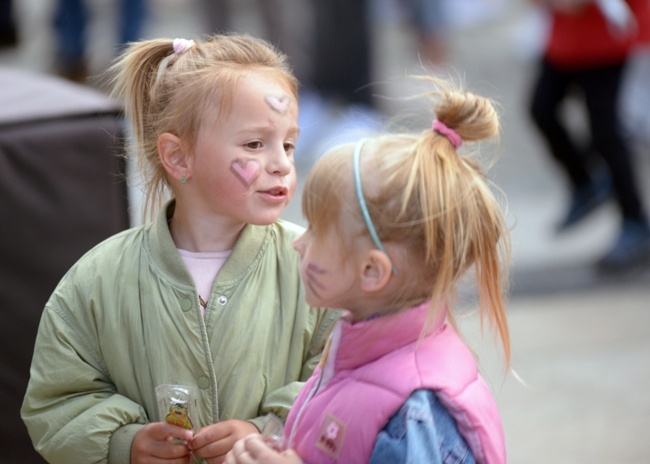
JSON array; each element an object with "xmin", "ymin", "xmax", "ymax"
[
  {"xmin": 107, "ymin": 39, "xmax": 181, "ymax": 222},
  {"xmin": 429, "ymin": 78, "xmax": 500, "ymax": 143},
  {"xmin": 415, "ymin": 77, "xmax": 510, "ymax": 365}
]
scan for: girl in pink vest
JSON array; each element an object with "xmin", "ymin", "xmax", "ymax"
[{"xmin": 226, "ymin": 77, "xmax": 511, "ymax": 464}]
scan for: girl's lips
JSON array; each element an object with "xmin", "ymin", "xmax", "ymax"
[
  {"xmin": 260, "ymin": 186, "xmax": 288, "ymax": 197},
  {"xmin": 258, "ymin": 186, "xmax": 288, "ymax": 203}
]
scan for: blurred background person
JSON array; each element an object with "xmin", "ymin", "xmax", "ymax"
[
  {"xmin": 298, "ymin": 0, "xmax": 453, "ymax": 163},
  {"xmin": 53, "ymin": 0, "xmax": 148, "ymax": 82},
  {"xmin": 298, "ymin": 0, "xmax": 379, "ymax": 156},
  {"xmin": 198, "ymin": 0, "xmax": 313, "ymax": 84},
  {"xmin": 528, "ymin": 0, "xmax": 650, "ymax": 271}
]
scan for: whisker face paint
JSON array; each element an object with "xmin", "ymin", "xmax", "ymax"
[
  {"xmin": 305, "ymin": 263, "xmax": 327, "ymax": 298},
  {"xmin": 230, "ymin": 158, "xmax": 261, "ymax": 187},
  {"xmin": 306, "ymin": 281, "xmax": 322, "ymax": 299},
  {"xmin": 265, "ymin": 94, "xmax": 289, "ymax": 114}
]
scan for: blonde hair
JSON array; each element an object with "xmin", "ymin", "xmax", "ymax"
[
  {"xmin": 302, "ymin": 77, "xmax": 511, "ymax": 365},
  {"xmin": 106, "ymin": 33, "xmax": 299, "ymax": 222}
]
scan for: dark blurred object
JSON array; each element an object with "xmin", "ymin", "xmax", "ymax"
[
  {"xmin": 0, "ymin": 0, "xmax": 17, "ymax": 48},
  {"xmin": 0, "ymin": 67, "xmax": 130, "ymax": 463},
  {"xmin": 311, "ymin": 0, "xmax": 372, "ymax": 107}
]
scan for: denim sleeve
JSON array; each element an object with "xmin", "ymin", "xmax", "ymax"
[{"xmin": 369, "ymin": 389, "xmax": 476, "ymax": 464}]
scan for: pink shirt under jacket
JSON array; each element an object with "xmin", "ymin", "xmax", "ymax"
[{"xmin": 284, "ymin": 302, "xmax": 506, "ymax": 463}]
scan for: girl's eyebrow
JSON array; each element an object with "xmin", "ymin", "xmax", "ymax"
[
  {"xmin": 236, "ymin": 124, "xmax": 300, "ymax": 137},
  {"xmin": 234, "ymin": 125, "xmax": 274, "ymax": 137}
]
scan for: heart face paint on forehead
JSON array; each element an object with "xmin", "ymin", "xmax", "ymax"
[
  {"xmin": 230, "ymin": 158, "xmax": 261, "ymax": 187},
  {"xmin": 265, "ymin": 94, "xmax": 289, "ymax": 114}
]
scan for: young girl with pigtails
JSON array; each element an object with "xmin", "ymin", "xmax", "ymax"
[
  {"xmin": 21, "ymin": 34, "xmax": 340, "ymax": 463},
  {"xmin": 226, "ymin": 77, "xmax": 511, "ymax": 464}
]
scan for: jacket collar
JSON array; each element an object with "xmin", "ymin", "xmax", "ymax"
[
  {"xmin": 326, "ymin": 302, "xmax": 447, "ymax": 372},
  {"xmin": 146, "ymin": 200, "xmax": 271, "ymax": 287}
]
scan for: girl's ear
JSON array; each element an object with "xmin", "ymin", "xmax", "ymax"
[
  {"xmin": 360, "ymin": 249, "xmax": 393, "ymax": 293},
  {"xmin": 158, "ymin": 133, "xmax": 190, "ymax": 181}
]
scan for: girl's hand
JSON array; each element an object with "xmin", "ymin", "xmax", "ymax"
[
  {"xmin": 225, "ymin": 434, "xmax": 303, "ymax": 464},
  {"xmin": 189, "ymin": 419, "xmax": 259, "ymax": 464},
  {"xmin": 131, "ymin": 422, "xmax": 194, "ymax": 464}
]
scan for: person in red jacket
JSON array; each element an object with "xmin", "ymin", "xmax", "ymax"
[{"xmin": 529, "ymin": 0, "xmax": 650, "ymax": 271}]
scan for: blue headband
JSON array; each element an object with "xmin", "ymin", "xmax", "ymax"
[{"xmin": 353, "ymin": 138, "xmax": 398, "ymax": 274}]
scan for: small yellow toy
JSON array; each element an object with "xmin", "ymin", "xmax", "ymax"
[{"xmin": 165, "ymin": 402, "xmax": 193, "ymax": 430}]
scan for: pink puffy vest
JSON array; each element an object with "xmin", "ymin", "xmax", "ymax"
[{"xmin": 284, "ymin": 303, "xmax": 506, "ymax": 463}]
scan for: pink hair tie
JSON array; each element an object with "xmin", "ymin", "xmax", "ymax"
[
  {"xmin": 432, "ymin": 120, "xmax": 462, "ymax": 149},
  {"xmin": 173, "ymin": 38, "xmax": 195, "ymax": 55}
]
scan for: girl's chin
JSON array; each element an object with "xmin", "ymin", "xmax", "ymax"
[
  {"xmin": 248, "ymin": 216, "xmax": 282, "ymax": 226},
  {"xmin": 247, "ymin": 209, "xmax": 285, "ymax": 226}
]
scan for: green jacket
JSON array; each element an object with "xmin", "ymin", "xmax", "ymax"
[{"xmin": 21, "ymin": 203, "xmax": 339, "ymax": 464}]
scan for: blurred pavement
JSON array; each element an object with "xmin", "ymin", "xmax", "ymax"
[{"xmin": 2, "ymin": 0, "xmax": 649, "ymax": 462}]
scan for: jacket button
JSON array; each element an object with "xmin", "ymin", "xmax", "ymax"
[
  {"xmin": 217, "ymin": 296, "xmax": 228, "ymax": 305},
  {"xmin": 197, "ymin": 376, "xmax": 210, "ymax": 389},
  {"xmin": 181, "ymin": 299, "xmax": 192, "ymax": 312}
]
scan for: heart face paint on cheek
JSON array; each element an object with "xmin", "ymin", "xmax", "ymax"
[
  {"xmin": 265, "ymin": 94, "xmax": 289, "ymax": 114},
  {"xmin": 230, "ymin": 158, "xmax": 261, "ymax": 187}
]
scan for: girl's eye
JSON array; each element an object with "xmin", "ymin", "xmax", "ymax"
[
  {"xmin": 284, "ymin": 142, "xmax": 295, "ymax": 153},
  {"xmin": 246, "ymin": 141, "xmax": 263, "ymax": 150}
]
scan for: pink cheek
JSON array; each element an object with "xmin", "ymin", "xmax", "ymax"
[
  {"xmin": 214, "ymin": 174, "xmax": 249, "ymax": 198},
  {"xmin": 286, "ymin": 172, "xmax": 298, "ymax": 201},
  {"xmin": 287, "ymin": 185, "xmax": 297, "ymax": 203}
]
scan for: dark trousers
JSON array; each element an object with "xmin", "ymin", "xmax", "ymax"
[
  {"xmin": 530, "ymin": 58, "xmax": 645, "ymax": 221},
  {"xmin": 54, "ymin": 0, "xmax": 147, "ymax": 64}
]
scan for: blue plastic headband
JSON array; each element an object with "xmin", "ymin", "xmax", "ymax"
[{"xmin": 353, "ymin": 138, "xmax": 398, "ymax": 275}]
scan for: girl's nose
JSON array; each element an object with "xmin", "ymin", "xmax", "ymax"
[{"xmin": 268, "ymin": 144, "xmax": 293, "ymax": 176}]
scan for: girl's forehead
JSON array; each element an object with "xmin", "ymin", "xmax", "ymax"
[
  {"xmin": 201, "ymin": 73, "xmax": 296, "ymax": 130},
  {"xmin": 233, "ymin": 74, "xmax": 296, "ymax": 112},
  {"xmin": 239, "ymin": 72, "xmax": 294, "ymax": 95}
]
